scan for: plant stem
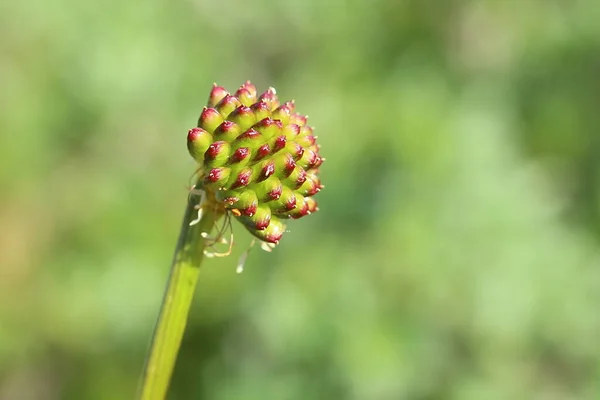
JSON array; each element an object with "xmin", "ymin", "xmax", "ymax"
[{"xmin": 139, "ymin": 188, "xmax": 219, "ymax": 400}]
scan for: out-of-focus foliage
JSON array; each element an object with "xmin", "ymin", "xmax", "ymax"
[{"xmin": 2, "ymin": 0, "xmax": 600, "ymax": 399}]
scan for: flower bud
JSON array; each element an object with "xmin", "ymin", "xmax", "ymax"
[
  {"xmin": 272, "ymin": 103, "xmax": 293, "ymax": 125},
  {"xmin": 253, "ymin": 176, "xmax": 283, "ymax": 202},
  {"xmin": 227, "ymin": 105, "xmax": 256, "ymax": 131},
  {"xmin": 305, "ymin": 197, "xmax": 318, "ymax": 214},
  {"xmin": 297, "ymin": 173, "xmax": 321, "ymax": 196},
  {"xmin": 198, "ymin": 107, "xmax": 224, "ymax": 133},
  {"xmin": 257, "ymin": 87, "xmax": 279, "ymax": 110},
  {"xmin": 204, "ymin": 141, "xmax": 231, "ymax": 168},
  {"xmin": 204, "ymin": 167, "xmax": 231, "ymax": 188},
  {"xmin": 187, "ymin": 127, "xmax": 213, "ymax": 162},
  {"xmin": 270, "ymin": 186, "xmax": 297, "ymax": 214},
  {"xmin": 250, "ymin": 101, "xmax": 271, "ymax": 121},
  {"xmin": 288, "ymin": 194, "xmax": 309, "ymax": 219},
  {"xmin": 251, "ymin": 217, "xmax": 285, "ymax": 244},
  {"xmin": 226, "ymin": 167, "xmax": 254, "ymax": 189},
  {"xmin": 290, "ymin": 113, "xmax": 307, "ymax": 127},
  {"xmin": 207, "ymin": 84, "xmax": 229, "ymax": 107},
  {"xmin": 217, "ymin": 189, "xmax": 258, "ymax": 216},
  {"xmin": 232, "ymin": 129, "xmax": 264, "ymax": 152},
  {"xmin": 239, "ymin": 204, "xmax": 271, "ymax": 231},
  {"xmin": 253, "ymin": 118, "xmax": 282, "ymax": 140},
  {"xmin": 272, "ymin": 152, "xmax": 296, "ymax": 178},
  {"xmin": 282, "ymin": 124, "xmax": 300, "ymax": 140},
  {"xmin": 213, "ymin": 120, "xmax": 242, "ymax": 143},
  {"xmin": 296, "ymin": 148, "xmax": 318, "ymax": 170},
  {"xmin": 229, "ymin": 147, "xmax": 251, "ymax": 165},
  {"xmin": 216, "ymin": 95, "xmax": 242, "ymax": 118}
]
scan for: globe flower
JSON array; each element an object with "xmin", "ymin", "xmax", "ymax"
[{"xmin": 187, "ymin": 81, "xmax": 324, "ymax": 245}]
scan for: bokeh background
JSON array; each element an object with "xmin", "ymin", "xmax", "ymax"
[{"xmin": 2, "ymin": 0, "xmax": 600, "ymax": 399}]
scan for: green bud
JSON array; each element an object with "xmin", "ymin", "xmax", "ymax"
[
  {"xmin": 187, "ymin": 127, "xmax": 213, "ymax": 162},
  {"xmin": 250, "ymin": 102, "xmax": 271, "ymax": 121},
  {"xmin": 207, "ymin": 84, "xmax": 229, "ymax": 107},
  {"xmin": 227, "ymin": 105, "xmax": 256, "ymax": 131},
  {"xmin": 214, "ymin": 121, "xmax": 242, "ymax": 143},
  {"xmin": 269, "ymin": 186, "xmax": 297, "ymax": 215},
  {"xmin": 204, "ymin": 141, "xmax": 231, "ymax": 168},
  {"xmin": 239, "ymin": 204, "xmax": 272, "ymax": 231},
  {"xmin": 198, "ymin": 107, "xmax": 224, "ymax": 133},
  {"xmin": 253, "ymin": 118, "xmax": 282, "ymax": 140},
  {"xmin": 217, "ymin": 188, "xmax": 259, "ymax": 218},
  {"xmin": 216, "ymin": 95, "xmax": 242, "ymax": 118},
  {"xmin": 250, "ymin": 217, "xmax": 285, "ymax": 244},
  {"xmin": 271, "ymin": 102, "xmax": 293, "ymax": 125},
  {"xmin": 258, "ymin": 87, "xmax": 279, "ymax": 110},
  {"xmin": 251, "ymin": 176, "xmax": 283, "ymax": 202},
  {"xmin": 204, "ymin": 167, "xmax": 231, "ymax": 188},
  {"xmin": 232, "ymin": 129, "xmax": 264, "ymax": 152}
]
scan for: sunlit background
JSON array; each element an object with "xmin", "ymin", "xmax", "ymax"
[{"xmin": 2, "ymin": 0, "xmax": 600, "ymax": 399}]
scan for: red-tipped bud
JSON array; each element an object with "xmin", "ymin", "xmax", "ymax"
[
  {"xmin": 282, "ymin": 123, "xmax": 301, "ymax": 140},
  {"xmin": 253, "ymin": 176, "xmax": 283, "ymax": 202},
  {"xmin": 305, "ymin": 197, "xmax": 318, "ymax": 214},
  {"xmin": 309, "ymin": 154, "xmax": 323, "ymax": 170},
  {"xmin": 204, "ymin": 141, "xmax": 231, "ymax": 168},
  {"xmin": 217, "ymin": 189, "xmax": 259, "ymax": 217},
  {"xmin": 207, "ymin": 84, "xmax": 229, "ymax": 107},
  {"xmin": 227, "ymin": 105, "xmax": 256, "ymax": 131},
  {"xmin": 284, "ymin": 141, "xmax": 304, "ymax": 161},
  {"xmin": 290, "ymin": 113, "xmax": 308, "ymax": 127},
  {"xmin": 272, "ymin": 103, "xmax": 293, "ymax": 125},
  {"xmin": 298, "ymin": 173, "xmax": 321, "ymax": 196},
  {"xmin": 240, "ymin": 204, "xmax": 272, "ymax": 231},
  {"xmin": 300, "ymin": 125, "xmax": 314, "ymax": 136},
  {"xmin": 252, "ymin": 217, "xmax": 285, "ymax": 244},
  {"xmin": 229, "ymin": 147, "xmax": 251, "ymax": 164},
  {"xmin": 250, "ymin": 101, "xmax": 271, "ymax": 121},
  {"xmin": 227, "ymin": 167, "xmax": 253, "ymax": 189},
  {"xmin": 253, "ymin": 118, "xmax": 282, "ymax": 140},
  {"xmin": 273, "ymin": 152, "xmax": 296, "ymax": 178},
  {"xmin": 234, "ymin": 88, "xmax": 256, "ymax": 106},
  {"xmin": 205, "ymin": 167, "xmax": 231, "ymax": 188},
  {"xmin": 257, "ymin": 87, "xmax": 280, "ymax": 110},
  {"xmin": 213, "ymin": 120, "xmax": 242, "ymax": 143},
  {"xmin": 269, "ymin": 135, "xmax": 287, "ymax": 153},
  {"xmin": 256, "ymin": 159, "xmax": 276, "ymax": 182},
  {"xmin": 282, "ymin": 166, "xmax": 307, "ymax": 189},
  {"xmin": 240, "ymin": 81, "xmax": 257, "ymax": 98},
  {"xmin": 270, "ymin": 186, "xmax": 297, "ymax": 215},
  {"xmin": 288, "ymin": 194, "xmax": 309, "ymax": 219},
  {"xmin": 215, "ymin": 95, "xmax": 242, "ymax": 118},
  {"xmin": 187, "ymin": 127, "xmax": 213, "ymax": 163},
  {"xmin": 295, "ymin": 135, "xmax": 316, "ymax": 148},
  {"xmin": 297, "ymin": 149, "xmax": 318, "ymax": 170},
  {"xmin": 233, "ymin": 129, "xmax": 264, "ymax": 151},
  {"xmin": 254, "ymin": 143, "xmax": 271, "ymax": 161},
  {"xmin": 198, "ymin": 107, "xmax": 224, "ymax": 133}
]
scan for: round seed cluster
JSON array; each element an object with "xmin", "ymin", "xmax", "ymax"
[{"xmin": 187, "ymin": 81, "xmax": 323, "ymax": 244}]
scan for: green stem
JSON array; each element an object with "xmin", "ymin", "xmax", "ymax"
[{"xmin": 139, "ymin": 187, "xmax": 218, "ymax": 400}]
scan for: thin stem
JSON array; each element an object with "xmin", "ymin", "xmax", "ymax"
[{"xmin": 138, "ymin": 187, "xmax": 219, "ymax": 400}]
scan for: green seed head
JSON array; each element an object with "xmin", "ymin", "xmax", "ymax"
[{"xmin": 187, "ymin": 82, "xmax": 324, "ymax": 244}]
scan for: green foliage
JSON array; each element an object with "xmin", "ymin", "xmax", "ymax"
[{"xmin": 2, "ymin": 0, "xmax": 600, "ymax": 399}]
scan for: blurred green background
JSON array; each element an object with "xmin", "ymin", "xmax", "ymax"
[{"xmin": 2, "ymin": 0, "xmax": 600, "ymax": 399}]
